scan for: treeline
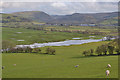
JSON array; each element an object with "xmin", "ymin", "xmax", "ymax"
[
  {"xmin": 2, "ymin": 47, "xmax": 56, "ymax": 55},
  {"xmin": 2, "ymin": 40, "xmax": 56, "ymax": 55},
  {"xmin": 82, "ymin": 42, "xmax": 120, "ymax": 56}
]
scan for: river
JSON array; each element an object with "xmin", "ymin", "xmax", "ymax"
[{"xmin": 16, "ymin": 39, "xmax": 103, "ymax": 48}]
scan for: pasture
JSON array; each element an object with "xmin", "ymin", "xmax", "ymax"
[
  {"xmin": 2, "ymin": 41, "xmax": 118, "ymax": 78},
  {"xmin": 2, "ymin": 27, "xmax": 103, "ymax": 45}
]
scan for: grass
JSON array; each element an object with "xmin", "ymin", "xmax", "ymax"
[
  {"xmin": 44, "ymin": 26, "xmax": 118, "ymax": 36},
  {"xmin": 2, "ymin": 27, "xmax": 102, "ymax": 45},
  {"xmin": 2, "ymin": 41, "xmax": 118, "ymax": 78}
]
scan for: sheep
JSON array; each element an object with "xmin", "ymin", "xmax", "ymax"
[
  {"xmin": 75, "ymin": 65, "xmax": 79, "ymax": 68},
  {"xmin": 106, "ymin": 70, "xmax": 110, "ymax": 76},
  {"xmin": 0, "ymin": 78, "xmax": 2, "ymax": 80},
  {"xmin": 107, "ymin": 64, "xmax": 111, "ymax": 68},
  {"xmin": 13, "ymin": 64, "xmax": 16, "ymax": 66}
]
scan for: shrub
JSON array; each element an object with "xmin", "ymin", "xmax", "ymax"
[
  {"xmin": 33, "ymin": 48, "xmax": 41, "ymax": 53},
  {"xmin": 46, "ymin": 47, "xmax": 56, "ymax": 55}
]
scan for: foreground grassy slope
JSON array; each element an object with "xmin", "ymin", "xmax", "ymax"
[{"xmin": 2, "ymin": 41, "xmax": 118, "ymax": 78}]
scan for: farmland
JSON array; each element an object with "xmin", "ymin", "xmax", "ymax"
[
  {"xmin": 2, "ymin": 41, "xmax": 118, "ymax": 78},
  {"xmin": 2, "ymin": 26, "xmax": 117, "ymax": 45},
  {"xmin": 1, "ymin": 11, "xmax": 119, "ymax": 78}
]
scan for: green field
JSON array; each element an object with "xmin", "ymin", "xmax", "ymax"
[
  {"xmin": 2, "ymin": 41, "xmax": 118, "ymax": 78},
  {"xmin": 2, "ymin": 27, "xmax": 103, "ymax": 45}
]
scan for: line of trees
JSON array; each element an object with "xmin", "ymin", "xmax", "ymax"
[
  {"xmin": 2, "ymin": 47, "xmax": 56, "ymax": 55},
  {"xmin": 82, "ymin": 44, "xmax": 120, "ymax": 56},
  {"xmin": 2, "ymin": 40, "xmax": 56, "ymax": 55}
]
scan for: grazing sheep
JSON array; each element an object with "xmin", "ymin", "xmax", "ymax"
[
  {"xmin": 107, "ymin": 64, "xmax": 111, "ymax": 68},
  {"xmin": 75, "ymin": 65, "xmax": 79, "ymax": 68},
  {"xmin": 0, "ymin": 78, "xmax": 2, "ymax": 80},
  {"xmin": 106, "ymin": 70, "xmax": 110, "ymax": 76},
  {"xmin": 13, "ymin": 64, "xmax": 16, "ymax": 66}
]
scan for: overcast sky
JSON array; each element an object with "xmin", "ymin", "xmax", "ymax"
[{"xmin": 0, "ymin": 0, "xmax": 119, "ymax": 15}]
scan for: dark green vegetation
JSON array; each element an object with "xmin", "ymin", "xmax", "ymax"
[
  {"xmin": 2, "ymin": 44, "xmax": 56, "ymax": 55},
  {"xmin": 2, "ymin": 41, "xmax": 118, "ymax": 78},
  {"xmin": 82, "ymin": 39, "xmax": 120, "ymax": 56}
]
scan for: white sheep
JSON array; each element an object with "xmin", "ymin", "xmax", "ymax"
[
  {"xmin": 13, "ymin": 64, "xmax": 16, "ymax": 66},
  {"xmin": 0, "ymin": 78, "xmax": 2, "ymax": 80},
  {"xmin": 106, "ymin": 70, "xmax": 110, "ymax": 76},
  {"xmin": 107, "ymin": 64, "xmax": 111, "ymax": 68}
]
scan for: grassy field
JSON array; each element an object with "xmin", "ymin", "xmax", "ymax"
[
  {"xmin": 2, "ymin": 27, "xmax": 103, "ymax": 45},
  {"xmin": 41, "ymin": 25, "xmax": 118, "ymax": 36},
  {"xmin": 2, "ymin": 41, "xmax": 118, "ymax": 78}
]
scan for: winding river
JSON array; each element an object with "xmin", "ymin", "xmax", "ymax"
[{"xmin": 17, "ymin": 39, "xmax": 103, "ymax": 48}]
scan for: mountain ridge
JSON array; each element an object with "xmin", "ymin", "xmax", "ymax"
[{"xmin": 2, "ymin": 11, "xmax": 118, "ymax": 25}]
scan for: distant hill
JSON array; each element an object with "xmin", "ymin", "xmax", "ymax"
[
  {"xmin": 98, "ymin": 17, "xmax": 118, "ymax": 25},
  {"xmin": 2, "ymin": 11, "xmax": 118, "ymax": 26},
  {"xmin": 49, "ymin": 12, "xmax": 118, "ymax": 25},
  {"xmin": 13, "ymin": 11, "xmax": 53, "ymax": 22},
  {"xmin": 1, "ymin": 14, "xmax": 31, "ymax": 23}
]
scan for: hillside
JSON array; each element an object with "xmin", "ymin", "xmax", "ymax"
[
  {"xmin": 12, "ymin": 11, "xmax": 118, "ymax": 26},
  {"xmin": 13, "ymin": 11, "xmax": 53, "ymax": 22},
  {"xmin": 98, "ymin": 17, "xmax": 118, "ymax": 25},
  {"xmin": 2, "ymin": 14, "xmax": 31, "ymax": 23},
  {"xmin": 49, "ymin": 12, "xmax": 118, "ymax": 25},
  {"xmin": 1, "ymin": 13, "xmax": 36, "ymax": 28}
]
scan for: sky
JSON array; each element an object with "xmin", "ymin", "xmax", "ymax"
[{"xmin": 0, "ymin": 0, "xmax": 119, "ymax": 15}]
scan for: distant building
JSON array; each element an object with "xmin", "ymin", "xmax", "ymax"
[{"xmin": 80, "ymin": 24, "xmax": 88, "ymax": 26}]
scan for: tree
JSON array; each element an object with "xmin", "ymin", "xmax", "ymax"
[
  {"xmin": 2, "ymin": 40, "xmax": 16, "ymax": 53},
  {"xmin": 82, "ymin": 50, "xmax": 90, "ymax": 56},
  {"xmin": 90, "ymin": 49, "xmax": 94, "ymax": 56},
  {"xmin": 108, "ymin": 46, "xmax": 114, "ymax": 55},
  {"xmin": 24, "ymin": 47, "xmax": 33, "ymax": 53},
  {"xmin": 95, "ymin": 46, "xmax": 102, "ymax": 56},
  {"xmin": 33, "ymin": 48, "xmax": 41, "ymax": 53},
  {"xmin": 115, "ymin": 48, "xmax": 120, "ymax": 55},
  {"xmin": 51, "ymin": 49, "xmax": 56, "ymax": 55},
  {"xmin": 82, "ymin": 51, "xmax": 88, "ymax": 56},
  {"xmin": 46, "ymin": 47, "xmax": 56, "ymax": 55},
  {"xmin": 17, "ymin": 47, "xmax": 24, "ymax": 53},
  {"xmin": 8, "ymin": 48, "xmax": 17, "ymax": 53},
  {"xmin": 100, "ymin": 45, "xmax": 108, "ymax": 55}
]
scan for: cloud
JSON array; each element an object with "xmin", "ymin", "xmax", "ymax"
[
  {"xmin": 2, "ymin": 0, "xmax": 120, "ymax": 2},
  {"xmin": 51, "ymin": 2, "xmax": 67, "ymax": 8},
  {"xmin": 1, "ymin": 2, "xmax": 118, "ymax": 15}
]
